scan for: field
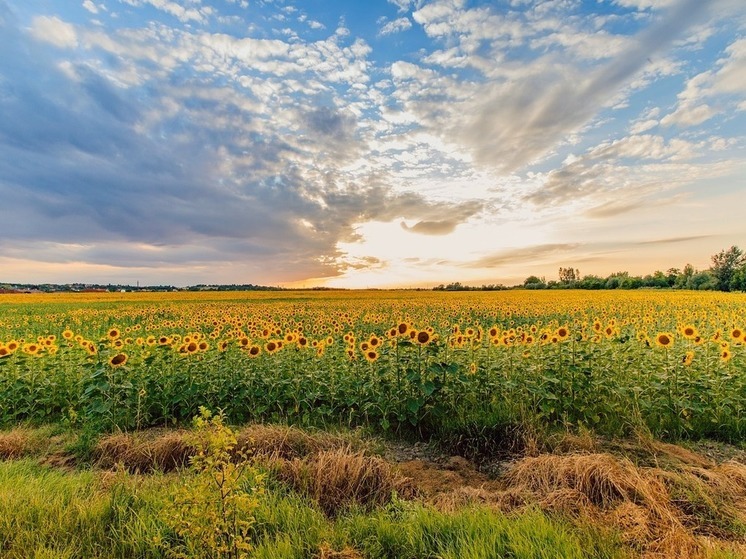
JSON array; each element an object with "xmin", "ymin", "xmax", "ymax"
[
  {"xmin": 1, "ymin": 289, "xmax": 745, "ymax": 439},
  {"xmin": 1, "ymin": 289, "xmax": 746, "ymax": 558}
]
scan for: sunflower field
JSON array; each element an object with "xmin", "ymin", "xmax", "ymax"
[{"xmin": 0, "ymin": 290, "xmax": 744, "ymax": 441}]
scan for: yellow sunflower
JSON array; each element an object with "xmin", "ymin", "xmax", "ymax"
[
  {"xmin": 655, "ymin": 332, "xmax": 674, "ymax": 348},
  {"xmin": 109, "ymin": 353, "xmax": 128, "ymax": 367}
]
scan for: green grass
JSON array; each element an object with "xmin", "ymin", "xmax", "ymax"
[{"xmin": 0, "ymin": 459, "xmax": 628, "ymax": 559}]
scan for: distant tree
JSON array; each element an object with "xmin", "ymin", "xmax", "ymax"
[
  {"xmin": 643, "ymin": 271, "xmax": 668, "ymax": 288},
  {"xmin": 523, "ymin": 275, "xmax": 546, "ymax": 289},
  {"xmin": 604, "ymin": 271, "xmax": 629, "ymax": 289},
  {"xmin": 674, "ymin": 264, "xmax": 696, "ymax": 289},
  {"xmin": 666, "ymin": 268, "xmax": 680, "ymax": 287},
  {"xmin": 690, "ymin": 270, "xmax": 717, "ymax": 290},
  {"xmin": 577, "ymin": 274, "xmax": 605, "ymax": 289},
  {"xmin": 731, "ymin": 264, "xmax": 746, "ymax": 292},
  {"xmin": 710, "ymin": 246, "xmax": 746, "ymax": 291},
  {"xmin": 558, "ymin": 267, "xmax": 579, "ymax": 284}
]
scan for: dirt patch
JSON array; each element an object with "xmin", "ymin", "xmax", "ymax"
[{"xmin": 398, "ymin": 455, "xmax": 501, "ymax": 497}]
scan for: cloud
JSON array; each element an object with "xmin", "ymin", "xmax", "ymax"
[
  {"xmin": 661, "ymin": 37, "xmax": 746, "ymax": 128},
  {"xmin": 30, "ymin": 16, "xmax": 78, "ymax": 48},
  {"xmin": 400, "ymin": 219, "xmax": 460, "ymax": 235},
  {"xmin": 379, "ymin": 17, "xmax": 412, "ymax": 36},
  {"xmin": 82, "ymin": 1, "xmax": 99, "ymax": 15},
  {"xmin": 119, "ymin": 0, "xmax": 211, "ymax": 24},
  {"xmin": 0, "ymin": 3, "xmax": 485, "ymax": 284},
  {"xmin": 466, "ymin": 244, "xmax": 580, "ymax": 269},
  {"xmin": 396, "ymin": 0, "xmax": 717, "ymax": 174},
  {"xmin": 387, "ymin": 0, "xmax": 415, "ymax": 13},
  {"xmin": 637, "ymin": 235, "xmax": 712, "ymax": 245}
]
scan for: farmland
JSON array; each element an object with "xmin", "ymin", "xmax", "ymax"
[
  {"xmin": 1, "ymin": 289, "xmax": 744, "ymax": 440},
  {"xmin": 1, "ymin": 289, "xmax": 746, "ymax": 558}
]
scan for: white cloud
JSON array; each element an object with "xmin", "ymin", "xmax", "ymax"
[
  {"xmin": 388, "ymin": 0, "xmax": 415, "ymax": 13},
  {"xmin": 119, "ymin": 0, "xmax": 210, "ymax": 24},
  {"xmin": 379, "ymin": 17, "xmax": 412, "ymax": 36},
  {"xmin": 30, "ymin": 16, "xmax": 78, "ymax": 48},
  {"xmin": 82, "ymin": 0, "xmax": 99, "ymax": 14},
  {"xmin": 661, "ymin": 38, "xmax": 746, "ymax": 127}
]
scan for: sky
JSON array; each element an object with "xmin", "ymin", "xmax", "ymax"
[{"xmin": 0, "ymin": 0, "xmax": 744, "ymax": 288}]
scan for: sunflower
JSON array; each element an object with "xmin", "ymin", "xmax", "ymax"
[
  {"xmin": 682, "ymin": 351, "xmax": 694, "ymax": 366},
  {"xmin": 265, "ymin": 340, "xmax": 279, "ymax": 354},
  {"xmin": 62, "ymin": 329, "xmax": 74, "ymax": 340},
  {"xmin": 107, "ymin": 328, "xmax": 120, "ymax": 340},
  {"xmin": 556, "ymin": 326, "xmax": 570, "ymax": 341},
  {"xmin": 364, "ymin": 350, "xmax": 379, "ymax": 363},
  {"xmin": 730, "ymin": 327, "xmax": 743, "ymax": 344},
  {"xmin": 198, "ymin": 341, "xmax": 209, "ymax": 352},
  {"xmin": 488, "ymin": 326, "xmax": 499, "ymax": 339},
  {"xmin": 681, "ymin": 325, "xmax": 698, "ymax": 340},
  {"xmin": 0, "ymin": 346, "xmax": 9, "ymax": 358},
  {"xmin": 721, "ymin": 348, "xmax": 732, "ymax": 362},
  {"xmin": 397, "ymin": 322, "xmax": 410, "ymax": 336},
  {"xmin": 109, "ymin": 353, "xmax": 128, "ymax": 367},
  {"xmin": 416, "ymin": 330, "xmax": 431, "ymax": 345},
  {"xmin": 23, "ymin": 343, "xmax": 41, "ymax": 355},
  {"xmin": 6, "ymin": 340, "xmax": 19, "ymax": 352},
  {"xmin": 248, "ymin": 345, "xmax": 261, "ymax": 357},
  {"xmin": 655, "ymin": 332, "xmax": 674, "ymax": 348}
]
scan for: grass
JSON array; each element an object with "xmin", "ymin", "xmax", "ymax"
[
  {"xmin": 2, "ymin": 422, "xmax": 746, "ymax": 558},
  {"xmin": 0, "ymin": 457, "xmax": 628, "ymax": 559}
]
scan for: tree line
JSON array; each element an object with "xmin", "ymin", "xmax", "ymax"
[{"xmin": 522, "ymin": 246, "xmax": 746, "ymax": 292}]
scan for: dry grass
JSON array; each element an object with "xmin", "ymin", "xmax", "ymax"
[
  {"xmin": 272, "ymin": 447, "xmax": 417, "ymax": 516},
  {"xmin": 421, "ymin": 448, "xmax": 746, "ymax": 559},
  {"xmin": 0, "ymin": 429, "xmax": 28, "ymax": 459},
  {"xmin": 317, "ymin": 543, "xmax": 363, "ymax": 559},
  {"xmin": 92, "ymin": 424, "xmax": 359, "ymax": 472},
  {"xmin": 93, "ymin": 429, "xmax": 193, "ymax": 472},
  {"xmin": 237, "ymin": 424, "xmax": 359, "ymax": 460}
]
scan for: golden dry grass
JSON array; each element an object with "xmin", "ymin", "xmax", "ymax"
[
  {"xmin": 92, "ymin": 424, "xmax": 359, "ymax": 472},
  {"xmin": 0, "ymin": 429, "xmax": 28, "ymax": 459},
  {"xmin": 272, "ymin": 447, "xmax": 417, "ymax": 516},
  {"xmin": 93, "ymin": 429, "xmax": 193, "ymax": 472}
]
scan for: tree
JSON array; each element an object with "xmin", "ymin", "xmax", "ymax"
[
  {"xmin": 690, "ymin": 271, "xmax": 717, "ymax": 290},
  {"xmin": 558, "ymin": 267, "xmax": 579, "ymax": 284},
  {"xmin": 731, "ymin": 265, "xmax": 746, "ymax": 292},
  {"xmin": 674, "ymin": 264, "xmax": 695, "ymax": 289},
  {"xmin": 710, "ymin": 246, "xmax": 746, "ymax": 291},
  {"xmin": 523, "ymin": 275, "xmax": 546, "ymax": 289}
]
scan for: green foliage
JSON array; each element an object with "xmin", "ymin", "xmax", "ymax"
[{"xmin": 158, "ymin": 407, "xmax": 266, "ymax": 559}]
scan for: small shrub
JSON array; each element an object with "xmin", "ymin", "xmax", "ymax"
[{"xmin": 158, "ymin": 407, "xmax": 266, "ymax": 559}]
